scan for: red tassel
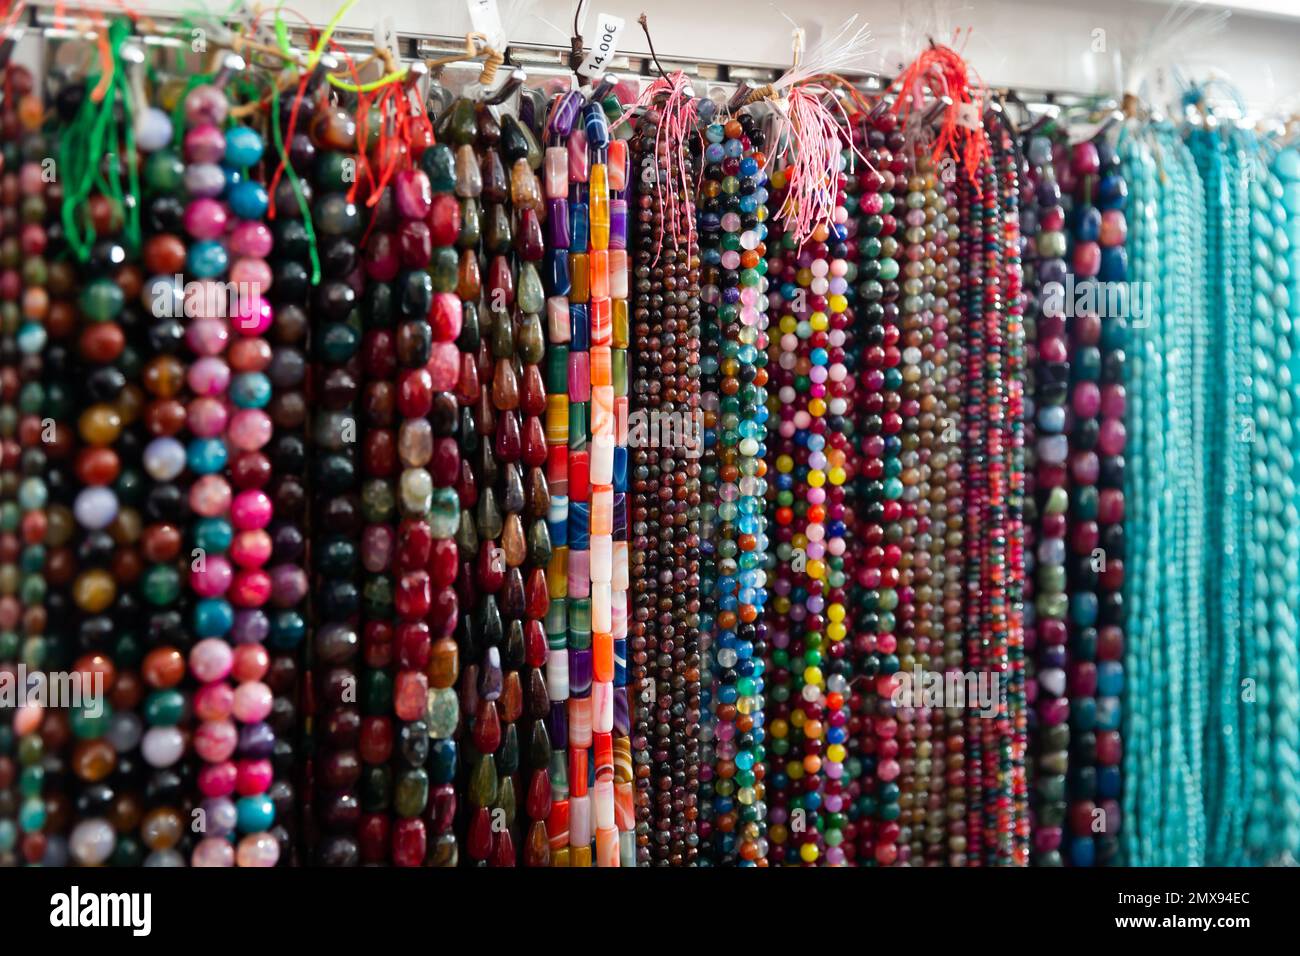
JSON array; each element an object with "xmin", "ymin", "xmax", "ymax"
[{"xmin": 889, "ymin": 38, "xmax": 990, "ymax": 191}]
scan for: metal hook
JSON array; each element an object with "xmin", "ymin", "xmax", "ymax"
[
  {"xmin": 485, "ymin": 66, "xmax": 526, "ymax": 105},
  {"xmin": 212, "ymin": 52, "xmax": 246, "ymax": 89},
  {"xmin": 1090, "ymin": 108, "xmax": 1124, "ymax": 141},
  {"xmin": 0, "ymin": 26, "xmax": 23, "ymax": 72},
  {"xmin": 922, "ymin": 95, "xmax": 952, "ymax": 126},
  {"xmin": 587, "ymin": 72, "xmax": 615, "ymax": 104}
]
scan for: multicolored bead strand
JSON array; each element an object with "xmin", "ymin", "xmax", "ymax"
[
  {"xmin": 1021, "ymin": 129, "xmax": 1071, "ymax": 866},
  {"xmin": 699, "ymin": 109, "xmax": 771, "ymax": 866},
  {"xmin": 307, "ymin": 89, "xmax": 366, "ymax": 867}
]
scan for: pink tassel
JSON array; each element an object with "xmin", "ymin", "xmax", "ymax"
[{"xmin": 618, "ymin": 71, "xmax": 700, "ymax": 265}]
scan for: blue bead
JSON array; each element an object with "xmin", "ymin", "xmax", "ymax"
[
  {"xmin": 187, "ymin": 437, "xmax": 229, "ymax": 475},
  {"xmin": 193, "ymin": 598, "xmax": 234, "ymax": 637},
  {"xmin": 228, "ymin": 180, "xmax": 269, "ymax": 219},
  {"xmin": 230, "ymin": 372, "xmax": 272, "ymax": 409},
  {"xmin": 236, "ymin": 795, "xmax": 276, "ymax": 832},
  {"xmin": 224, "ymin": 126, "xmax": 265, "ymax": 168},
  {"xmin": 186, "ymin": 240, "xmax": 228, "ymax": 278},
  {"xmin": 1070, "ymin": 836, "xmax": 1096, "ymax": 866},
  {"xmin": 1097, "ymin": 661, "xmax": 1124, "ymax": 696}
]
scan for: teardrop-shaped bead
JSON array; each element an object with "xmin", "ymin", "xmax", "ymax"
[
  {"xmin": 517, "ymin": 262, "xmax": 545, "ymax": 315},
  {"xmin": 510, "ymin": 159, "xmax": 542, "ymax": 212},
  {"xmin": 501, "ymin": 513, "xmax": 527, "ymax": 567},
  {"xmin": 455, "ymin": 143, "xmax": 482, "ymax": 197}
]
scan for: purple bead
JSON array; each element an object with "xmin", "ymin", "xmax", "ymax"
[
  {"xmin": 609, "ymin": 199, "xmax": 627, "ymax": 250},
  {"xmin": 185, "ymin": 163, "xmax": 229, "ymax": 199},
  {"xmin": 185, "ymin": 85, "xmax": 229, "ymax": 126},
  {"xmin": 547, "ymin": 199, "xmax": 571, "ymax": 247},
  {"xmin": 238, "ymin": 721, "xmax": 277, "ymax": 758},
  {"xmin": 551, "ymin": 91, "xmax": 585, "ymax": 138},
  {"xmin": 568, "ymin": 647, "xmax": 593, "ymax": 696},
  {"xmin": 548, "ymin": 700, "xmax": 568, "ymax": 743},
  {"xmin": 231, "ymin": 609, "xmax": 270, "ymax": 645},
  {"xmin": 613, "ymin": 687, "xmax": 630, "ymax": 736}
]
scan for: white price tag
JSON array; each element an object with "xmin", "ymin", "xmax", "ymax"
[
  {"xmin": 373, "ymin": 16, "xmax": 400, "ymax": 64},
  {"xmin": 577, "ymin": 13, "xmax": 625, "ymax": 78},
  {"xmin": 466, "ymin": 0, "xmax": 506, "ymax": 52},
  {"xmin": 955, "ymin": 99, "xmax": 981, "ymax": 131}
]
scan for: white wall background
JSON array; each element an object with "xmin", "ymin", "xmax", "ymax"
[{"xmin": 14, "ymin": 0, "xmax": 1300, "ymax": 113}]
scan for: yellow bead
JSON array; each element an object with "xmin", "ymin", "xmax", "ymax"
[
  {"xmin": 828, "ymin": 294, "xmax": 848, "ymax": 313},
  {"xmin": 803, "ymin": 665, "xmax": 823, "ymax": 688},
  {"xmin": 827, "ymin": 621, "xmax": 846, "ymax": 642},
  {"xmin": 828, "ymin": 466, "xmax": 847, "ymax": 485},
  {"xmin": 827, "ymin": 743, "xmax": 847, "ymax": 763},
  {"xmin": 776, "ymin": 454, "xmax": 794, "ymax": 473},
  {"xmin": 79, "ymin": 404, "xmax": 123, "ymax": 447},
  {"xmin": 780, "ymin": 315, "xmax": 797, "ymax": 334},
  {"xmin": 808, "ymin": 398, "xmax": 827, "ymax": 418},
  {"xmin": 810, "ymin": 310, "xmax": 829, "ymax": 331},
  {"xmin": 807, "ymin": 469, "xmax": 825, "ymax": 488},
  {"xmin": 807, "ymin": 559, "xmax": 825, "ymax": 580},
  {"xmin": 771, "ymin": 718, "xmax": 789, "ymax": 739},
  {"xmin": 790, "ymin": 709, "xmax": 806, "ymax": 728},
  {"xmin": 828, "ymin": 605, "xmax": 845, "ymax": 623},
  {"xmin": 73, "ymin": 569, "xmax": 116, "ymax": 613},
  {"xmin": 800, "ymin": 842, "xmax": 820, "ymax": 863}
]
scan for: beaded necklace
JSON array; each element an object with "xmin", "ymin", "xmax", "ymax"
[
  {"xmin": 307, "ymin": 88, "xmax": 366, "ymax": 866},
  {"xmin": 0, "ymin": 65, "xmax": 26, "ymax": 866},
  {"xmin": 1188, "ymin": 120, "xmax": 1252, "ymax": 865},
  {"xmin": 64, "ymin": 59, "xmax": 153, "ymax": 866},
  {"xmin": 1269, "ymin": 143, "xmax": 1300, "ymax": 861},
  {"xmin": 178, "ymin": 75, "xmax": 280, "ymax": 866},
  {"xmin": 1243, "ymin": 145, "xmax": 1293, "ymax": 863},
  {"xmin": 626, "ymin": 87, "xmax": 702, "ymax": 865},
  {"xmin": 765, "ymin": 142, "xmax": 852, "ymax": 865},
  {"xmin": 698, "ymin": 108, "xmax": 771, "ymax": 866},
  {"xmin": 1021, "ymin": 130, "xmax": 1070, "ymax": 865},
  {"xmin": 853, "ymin": 113, "xmax": 903, "ymax": 867},
  {"xmin": 262, "ymin": 96, "xmax": 316, "ymax": 867},
  {"xmin": 5, "ymin": 66, "xmax": 55, "ymax": 864}
]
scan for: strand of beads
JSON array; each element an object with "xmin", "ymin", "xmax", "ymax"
[
  {"xmin": 895, "ymin": 146, "xmax": 956, "ymax": 866},
  {"xmin": 1021, "ymin": 130, "xmax": 1071, "ymax": 866},
  {"xmin": 564, "ymin": 94, "xmax": 599, "ymax": 866},
  {"xmin": 307, "ymin": 88, "xmax": 366, "ymax": 866},
  {"xmin": 506, "ymin": 100, "xmax": 561, "ymax": 870},
  {"xmin": 956, "ymin": 160, "xmax": 985, "ymax": 864},
  {"xmin": 222, "ymin": 119, "xmax": 282, "ymax": 866},
  {"xmin": 128, "ymin": 72, "xmax": 192, "ymax": 869},
  {"xmin": 38, "ymin": 85, "xmax": 88, "ymax": 867},
  {"xmin": 421, "ymin": 128, "xmax": 467, "ymax": 868},
  {"xmin": 919, "ymin": 151, "xmax": 962, "ymax": 866},
  {"xmin": 580, "ymin": 98, "xmax": 633, "ymax": 868},
  {"xmin": 1091, "ymin": 136, "xmax": 1126, "ymax": 867},
  {"xmin": 626, "ymin": 91, "xmax": 702, "ymax": 865},
  {"xmin": 182, "ymin": 76, "xmax": 281, "ymax": 866},
  {"xmin": 354, "ymin": 138, "xmax": 403, "ymax": 861},
  {"xmin": 627, "ymin": 102, "xmax": 658, "ymax": 865},
  {"xmin": 1244, "ymin": 142, "xmax": 1298, "ymax": 863},
  {"xmin": 698, "ymin": 109, "xmax": 771, "ymax": 866},
  {"xmin": 765, "ymin": 153, "xmax": 853, "ymax": 865},
  {"xmin": 541, "ymin": 91, "xmax": 580, "ymax": 866},
  {"xmin": 66, "ymin": 77, "xmax": 151, "ymax": 867},
  {"xmin": 0, "ymin": 68, "xmax": 26, "ymax": 866},
  {"xmin": 261, "ymin": 105, "xmax": 316, "ymax": 867},
  {"xmin": 1269, "ymin": 143, "xmax": 1300, "ymax": 862},
  {"xmin": 1061, "ymin": 137, "xmax": 1114, "ymax": 867},
  {"xmin": 852, "ymin": 115, "xmax": 902, "ymax": 867},
  {"xmin": 995, "ymin": 123, "xmax": 1030, "ymax": 866},
  {"xmin": 607, "ymin": 114, "xmax": 637, "ymax": 871},
  {"xmin": 1188, "ymin": 122, "xmax": 1252, "ymax": 865},
  {"xmin": 6, "ymin": 69, "xmax": 57, "ymax": 864}
]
